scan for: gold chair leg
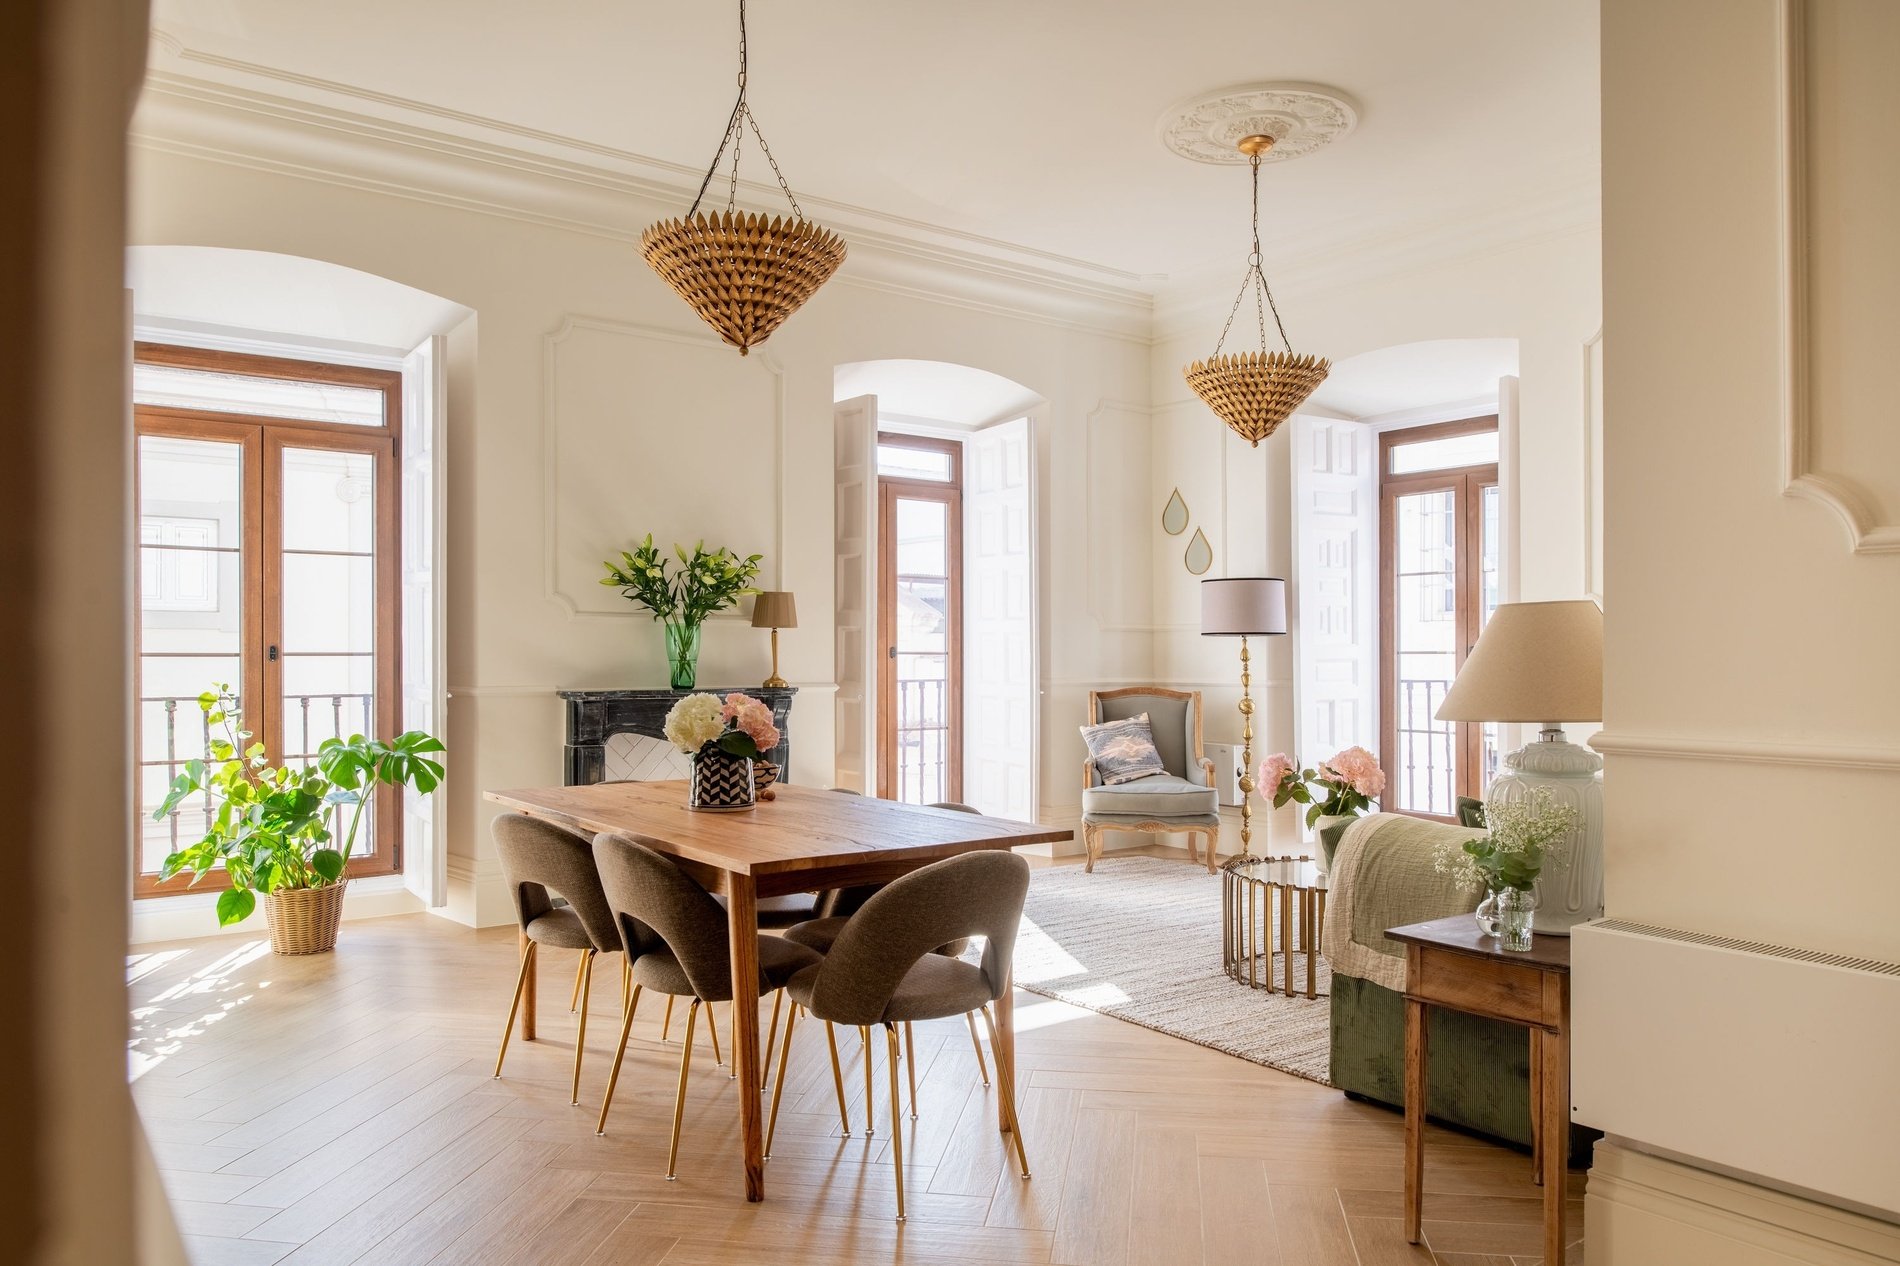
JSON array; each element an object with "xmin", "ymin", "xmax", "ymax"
[
  {"xmin": 569, "ymin": 949, "xmax": 588, "ymax": 1012},
  {"xmin": 667, "ymin": 1000, "xmax": 699, "ymax": 1181},
  {"xmin": 824, "ymin": 1020, "xmax": 851, "ymax": 1137},
  {"xmin": 569, "ymin": 949, "xmax": 596, "ymax": 1106},
  {"xmin": 860, "ymin": 1025, "xmax": 875, "ymax": 1135},
  {"xmin": 885, "ymin": 1024, "xmax": 907, "ymax": 1223},
  {"xmin": 762, "ymin": 989, "xmax": 784, "ymax": 1091},
  {"xmin": 621, "ymin": 958, "xmax": 633, "ymax": 1019},
  {"xmin": 706, "ymin": 1002, "xmax": 723, "ymax": 1068},
  {"xmin": 764, "ymin": 1002, "xmax": 799, "ymax": 1159},
  {"xmin": 904, "ymin": 1021, "xmax": 919, "ymax": 1119},
  {"xmin": 982, "ymin": 1005, "xmax": 1032, "ymax": 1179},
  {"xmin": 662, "ymin": 994, "xmax": 675, "ymax": 1041},
  {"xmin": 595, "ymin": 984, "xmax": 642, "ymax": 1136},
  {"xmin": 965, "ymin": 1010, "xmax": 990, "ymax": 1087},
  {"xmin": 493, "ymin": 940, "xmax": 536, "ymax": 1079}
]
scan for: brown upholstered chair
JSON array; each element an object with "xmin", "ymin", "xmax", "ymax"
[
  {"xmin": 590, "ymin": 832, "xmax": 822, "ymax": 1179},
  {"xmin": 766, "ymin": 850, "xmax": 1034, "ymax": 1222},
  {"xmin": 491, "ymin": 812, "xmax": 626, "ymax": 1105}
]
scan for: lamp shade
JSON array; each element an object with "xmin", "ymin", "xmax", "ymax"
[
  {"xmin": 750, "ymin": 591, "xmax": 798, "ymax": 629},
  {"xmin": 1436, "ymin": 599, "xmax": 1602, "ymax": 723},
  {"xmin": 1200, "ymin": 577, "xmax": 1288, "ymax": 636}
]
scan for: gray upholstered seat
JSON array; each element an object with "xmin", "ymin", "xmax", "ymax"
[
  {"xmin": 1080, "ymin": 688, "xmax": 1221, "ymax": 873},
  {"xmin": 589, "ymin": 831, "xmax": 821, "ymax": 1176},
  {"xmin": 766, "ymin": 850, "xmax": 1034, "ymax": 1223},
  {"xmin": 490, "ymin": 812, "xmax": 625, "ymax": 1104}
]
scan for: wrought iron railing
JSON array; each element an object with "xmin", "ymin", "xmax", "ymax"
[{"xmin": 894, "ymin": 658, "xmax": 949, "ymax": 805}]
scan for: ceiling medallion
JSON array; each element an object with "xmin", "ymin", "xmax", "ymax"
[
  {"xmin": 641, "ymin": 0, "xmax": 845, "ymax": 355},
  {"xmin": 1181, "ymin": 133, "xmax": 1331, "ymax": 447},
  {"xmin": 1157, "ymin": 82, "xmax": 1359, "ymax": 166}
]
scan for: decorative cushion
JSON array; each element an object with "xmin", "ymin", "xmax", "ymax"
[
  {"xmin": 1081, "ymin": 773, "xmax": 1218, "ymax": 818},
  {"xmin": 1456, "ymin": 796, "xmax": 1486, "ymax": 828},
  {"xmin": 1078, "ymin": 713, "xmax": 1167, "ymax": 785}
]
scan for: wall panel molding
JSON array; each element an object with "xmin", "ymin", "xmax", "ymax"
[
  {"xmin": 1084, "ymin": 398, "xmax": 1165, "ymax": 632},
  {"xmin": 1590, "ymin": 729, "xmax": 1900, "ymax": 774},
  {"xmin": 1776, "ymin": 0, "xmax": 1900, "ymax": 555},
  {"xmin": 541, "ymin": 313, "xmax": 785, "ymax": 619}
]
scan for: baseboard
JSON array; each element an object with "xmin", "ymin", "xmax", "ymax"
[
  {"xmin": 130, "ymin": 875, "xmax": 422, "ymax": 945},
  {"xmin": 1586, "ymin": 1142, "xmax": 1900, "ymax": 1265}
]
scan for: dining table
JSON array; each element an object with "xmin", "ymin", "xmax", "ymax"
[{"xmin": 482, "ymin": 779, "xmax": 1073, "ymax": 1202}]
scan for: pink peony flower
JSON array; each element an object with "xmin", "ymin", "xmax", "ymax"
[
  {"xmin": 1320, "ymin": 746, "xmax": 1385, "ymax": 798},
  {"xmin": 1257, "ymin": 753, "xmax": 1295, "ymax": 802}
]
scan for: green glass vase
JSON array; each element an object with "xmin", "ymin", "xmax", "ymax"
[{"xmin": 664, "ymin": 621, "xmax": 701, "ymax": 690}]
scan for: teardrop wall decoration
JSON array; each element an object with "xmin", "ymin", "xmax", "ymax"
[
  {"xmin": 1162, "ymin": 488, "xmax": 1189, "ymax": 535},
  {"xmin": 1184, "ymin": 527, "xmax": 1214, "ymax": 575}
]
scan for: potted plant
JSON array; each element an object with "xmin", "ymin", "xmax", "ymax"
[
  {"xmin": 601, "ymin": 535, "xmax": 763, "ymax": 689},
  {"xmin": 662, "ymin": 690, "xmax": 781, "ymax": 811},
  {"xmin": 1257, "ymin": 746, "xmax": 1386, "ymax": 872},
  {"xmin": 155, "ymin": 685, "xmax": 445, "ymax": 954},
  {"xmin": 1433, "ymin": 787, "xmax": 1579, "ymax": 951}
]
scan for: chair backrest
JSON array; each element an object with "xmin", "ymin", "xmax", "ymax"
[
  {"xmin": 591, "ymin": 832, "xmax": 734, "ymax": 999},
  {"xmin": 1090, "ymin": 688, "xmax": 1200, "ymax": 782},
  {"xmin": 928, "ymin": 801, "xmax": 979, "ymax": 814},
  {"xmin": 492, "ymin": 812, "xmax": 620, "ymax": 951},
  {"xmin": 806, "ymin": 851, "xmax": 1031, "ymax": 1027}
]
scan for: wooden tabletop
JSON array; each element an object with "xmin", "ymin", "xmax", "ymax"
[
  {"xmin": 1385, "ymin": 914, "xmax": 1572, "ymax": 972},
  {"xmin": 485, "ymin": 781, "xmax": 1072, "ymax": 891}
]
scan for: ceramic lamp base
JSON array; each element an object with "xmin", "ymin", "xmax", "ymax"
[{"xmin": 1490, "ymin": 728, "xmax": 1603, "ymax": 934}]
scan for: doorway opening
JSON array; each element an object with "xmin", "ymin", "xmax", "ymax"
[{"xmin": 876, "ymin": 434, "xmax": 963, "ymax": 803}]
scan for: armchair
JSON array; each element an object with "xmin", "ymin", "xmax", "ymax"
[{"xmin": 1080, "ymin": 687, "xmax": 1221, "ymax": 874}]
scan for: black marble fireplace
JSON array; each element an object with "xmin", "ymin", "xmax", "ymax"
[{"xmin": 558, "ymin": 687, "xmax": 797, "ymax": 786}]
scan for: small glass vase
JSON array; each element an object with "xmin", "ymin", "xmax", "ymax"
[
  {"xmin": 664, "ymin": 620, "xmax": 702, "ymax": 691},
  {"xmin": 1476, "ymin": 886, "xmax": 1538, "ymax": 951}
]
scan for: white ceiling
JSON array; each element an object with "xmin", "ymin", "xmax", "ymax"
[
  {"xmin": 146, "ymin": 1, "xmax": 1600, "ymax": 285},
  {"xmin": 1310, "ymin": 338, "xmax": 1518, "ymax": 420}
]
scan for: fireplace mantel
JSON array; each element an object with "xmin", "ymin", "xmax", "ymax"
[{"xmin": 557, "ymin": 687, "xmax": 798, "ymax": 786}]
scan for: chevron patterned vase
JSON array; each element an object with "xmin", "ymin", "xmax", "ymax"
[{"xmin": 688, "ymin": 747, "xmax": 756, "ymax": 811}]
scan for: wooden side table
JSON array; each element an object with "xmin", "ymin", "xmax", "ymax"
[{"xmin": 1387, "ymin": 915, "xmax": 1571, "ymax": 1264}]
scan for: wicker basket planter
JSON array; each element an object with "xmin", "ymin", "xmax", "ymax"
[{"xmin": 264, "ymin": 881, "xmax": 349, "ymax": 955}]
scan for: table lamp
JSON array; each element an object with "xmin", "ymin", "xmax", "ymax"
[
  {"xmin": 1201, "ymin": 577, "xmax": 1288, "ymax": 857},
  {"xmin": 1436, "ymin": 599, "xmax": 1603, "ymax": 933},
  {"xmin": 750, "ymin": 592, "xmax": 797, "ymax": 689}
]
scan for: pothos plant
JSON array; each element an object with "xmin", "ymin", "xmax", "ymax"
[{"xmin": 156, "ymin": 686, "xmax": 445, "ymax": 927}]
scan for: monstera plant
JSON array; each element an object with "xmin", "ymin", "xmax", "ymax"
[{"xmin": 156, "ymin": 685, "xmax": 444, "ymax": 952}]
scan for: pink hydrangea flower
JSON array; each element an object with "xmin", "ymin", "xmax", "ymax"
[
  {"xmin": 719, "ymin": 691, "xmax": 781, "ymax": 752},
  {"xmin": 1320, "ymin": 745, "xmax": 1385, "ymax": 798},
  {"xmin": 1257, "ymin": 753, "xmax": 1295, "ymax": 802}
]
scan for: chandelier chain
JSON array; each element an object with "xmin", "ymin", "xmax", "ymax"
[
  {"xmin": 688, "ymin": 0, "xmax": 806, "ymax": 220},
  {"xmin": 1211, "ymin": 153, "xmax": 1295, "ymax": 358}
]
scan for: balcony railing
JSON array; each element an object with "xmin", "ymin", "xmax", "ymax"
[
  {"xmin": 1394, "ymin": 677, "xmax": 1501, "ymax": 817},
  {"xmin": 894, "ymin": 665, "xmax": 949, "ymax": 805}
]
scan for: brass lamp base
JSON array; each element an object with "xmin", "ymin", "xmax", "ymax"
[{"xmin": 761, "ymin": 626, "xmax": 787, "ymax": 690}]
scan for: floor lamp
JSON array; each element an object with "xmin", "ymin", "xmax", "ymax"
[{"xmin": 1201, "ymin": 577, "xmax": 1289, "ymax": 857}]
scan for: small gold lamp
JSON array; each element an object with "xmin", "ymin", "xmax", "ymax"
[{"xmin": 750, "ymin": 592, "xmax": 797, "ymax": 689}]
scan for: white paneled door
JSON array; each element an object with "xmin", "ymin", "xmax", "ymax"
[
  {"xmin": 962, "ymin": 415, "xmax": 1038, "ymax": 821},
  {"xmin": 401, "ymin": 334, "xmax": 447, "ymax": 907},
  {"xmin": 832, "ymin": 395, "xmax": 879, "ymax": 792}
]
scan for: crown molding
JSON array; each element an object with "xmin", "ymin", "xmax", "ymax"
[{"xmin": 132, "ymin": 59, "xmax": 1157, "ymax": 344}]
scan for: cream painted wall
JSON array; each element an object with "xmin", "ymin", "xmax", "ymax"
[
  {"xmin": 130, "ymin": 129, "xmax": 1153, "ymax": 923},
  {"xmin": 1583, "ymin": 0, "xmax": 1900, "ymax": 1256},
  {"xmin": 1147, "ymin": 231, "xmax": 1602, "ymax": 848}
]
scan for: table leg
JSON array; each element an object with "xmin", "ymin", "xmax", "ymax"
[
  {"xmin": 1539, "ymin": 1025, "xmax": 1568, "ymax": 1264},
  {"xmin": 994, "ymin": 970, "xmax": 1015, "ymax": 1133},
  {"xmin": 1280, "ymin": 883, "xmax": 1294, "ymax": 996},
  {"xmin": 1303, "ymin": 891, "xmax": 1317, "ymax": 999},
  {"xmin": 726, "ymin": 873, "xmax": 764, "ymax": 1202},
  {"xmin": 519, "ymin": 929, "xmax": 536, "ymax": 1042},
  {"xmin": 1404, "ymin": 995, "xmax": 1428, "ymax": 1243}
]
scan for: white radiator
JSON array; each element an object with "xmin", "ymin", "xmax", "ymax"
[
  {"xmin": 1203, "ymin": 742, "xmax": 1244, "ymax": 806},
  {"xmin": 1571, "ymin": 918, "xmax": 1900, "ymax": 1218}
]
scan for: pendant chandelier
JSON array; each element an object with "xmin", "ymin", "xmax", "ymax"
[
  {"xmin": 1183, "ymin": 134, "xmax": 1329, "ymax": 446},
  {"xmin": 641, "ymin": 0, "xmax": 845, "ymax": 355}
]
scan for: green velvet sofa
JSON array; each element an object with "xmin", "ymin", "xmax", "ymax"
[{"xmin": 1321, "ymin": 812, "xmax": 1581, "ymax": 1156}]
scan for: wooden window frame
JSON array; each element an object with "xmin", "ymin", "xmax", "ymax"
[
  {"xmin": 1378, "ymin": 415, "xmax": 1499, "ymax": 822},
  {"xmin": 875, "ymin": 433, "xmax": 964, "ymax": 804},
  {"xmin": 133, "ymin": 343, "xmax": 403, "ymax": 899}
]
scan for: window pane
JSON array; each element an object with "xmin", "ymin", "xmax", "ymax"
[
  {"xmin": 1389, "ymin": 430, "xmax": 1499, "ymax": 475},
  {"xmin": 280, "ymin": 656, "xmax": 377, "ymax": 759},
  {"xmin": 1392, "ymin": 488, "xmax": 1459, "ymax": 816},
  {"xmin": 877, "ymin": 443, "xmax": 952, "ymax": 481},
  {"xmin": 135, "ymin": 362, "xmax": 384, "ymax": 427},
  {"xmin": 281, "ymin": 447, "xmax": 374, "ymax": 552},
  {"xmin": 894, "ymin": 497, "xmax": 948, "ymax": 576},
  {"xmin": 280, "ymin": 554, "xmax": 374, "ymax": 653}
]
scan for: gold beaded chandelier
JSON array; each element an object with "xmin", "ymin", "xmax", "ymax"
[
  {"xmin": 641, "ymin": 0, "xmax": 845, "ymax": 355},
  {"xmin": 1183, "ymin": 134, "xmax": 1329, "ymax": 446}
]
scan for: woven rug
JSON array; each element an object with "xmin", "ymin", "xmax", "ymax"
[{"xmin": 1014, "ymin": 855, "xmax": 1332, "ymax": 1084}]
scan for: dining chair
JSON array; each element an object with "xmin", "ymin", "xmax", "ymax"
[
  {"xmin": 590, "ymin": 832, "xmax": 823, "ymax": 1179},
  {"xmin": 765, "ymin": 850, "xmax": 1033, "ymax": 1222},
  {"xmin": 491, "ymin": 812, "xmax": 625, "ymax": 1106}
]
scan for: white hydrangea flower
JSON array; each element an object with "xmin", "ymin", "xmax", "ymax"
[{"xmin": 663, "ymin": 693, "xmax": 725, "ymax": 754}]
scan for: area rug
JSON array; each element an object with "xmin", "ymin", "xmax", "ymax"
[{"xmin": 1013, "ymin": 855, "xmax": 1332, "ymax": 1084}]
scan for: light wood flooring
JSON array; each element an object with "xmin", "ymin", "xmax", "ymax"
[{"xmin": 130, "ymin": 894, "xmax": 1583, "ymax": 1265}]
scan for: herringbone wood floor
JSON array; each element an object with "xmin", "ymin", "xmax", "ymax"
[{"xmin": 130, "ymin": 890, "xmax": 1583, "ymax": 1266}]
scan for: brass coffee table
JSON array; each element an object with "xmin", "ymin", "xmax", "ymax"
[{"xmin": 1222, "ymin": 854, "xmax": 1328, "ymax": 997}]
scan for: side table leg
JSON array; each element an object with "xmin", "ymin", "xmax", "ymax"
[
  {"xmin": 1540, "ymin": 1025, "xmax": 1568, "ymax": 1263},
  {"xmin": 1404, "ymin": 995, "xmax": 1428, "ymax": 1244}
]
